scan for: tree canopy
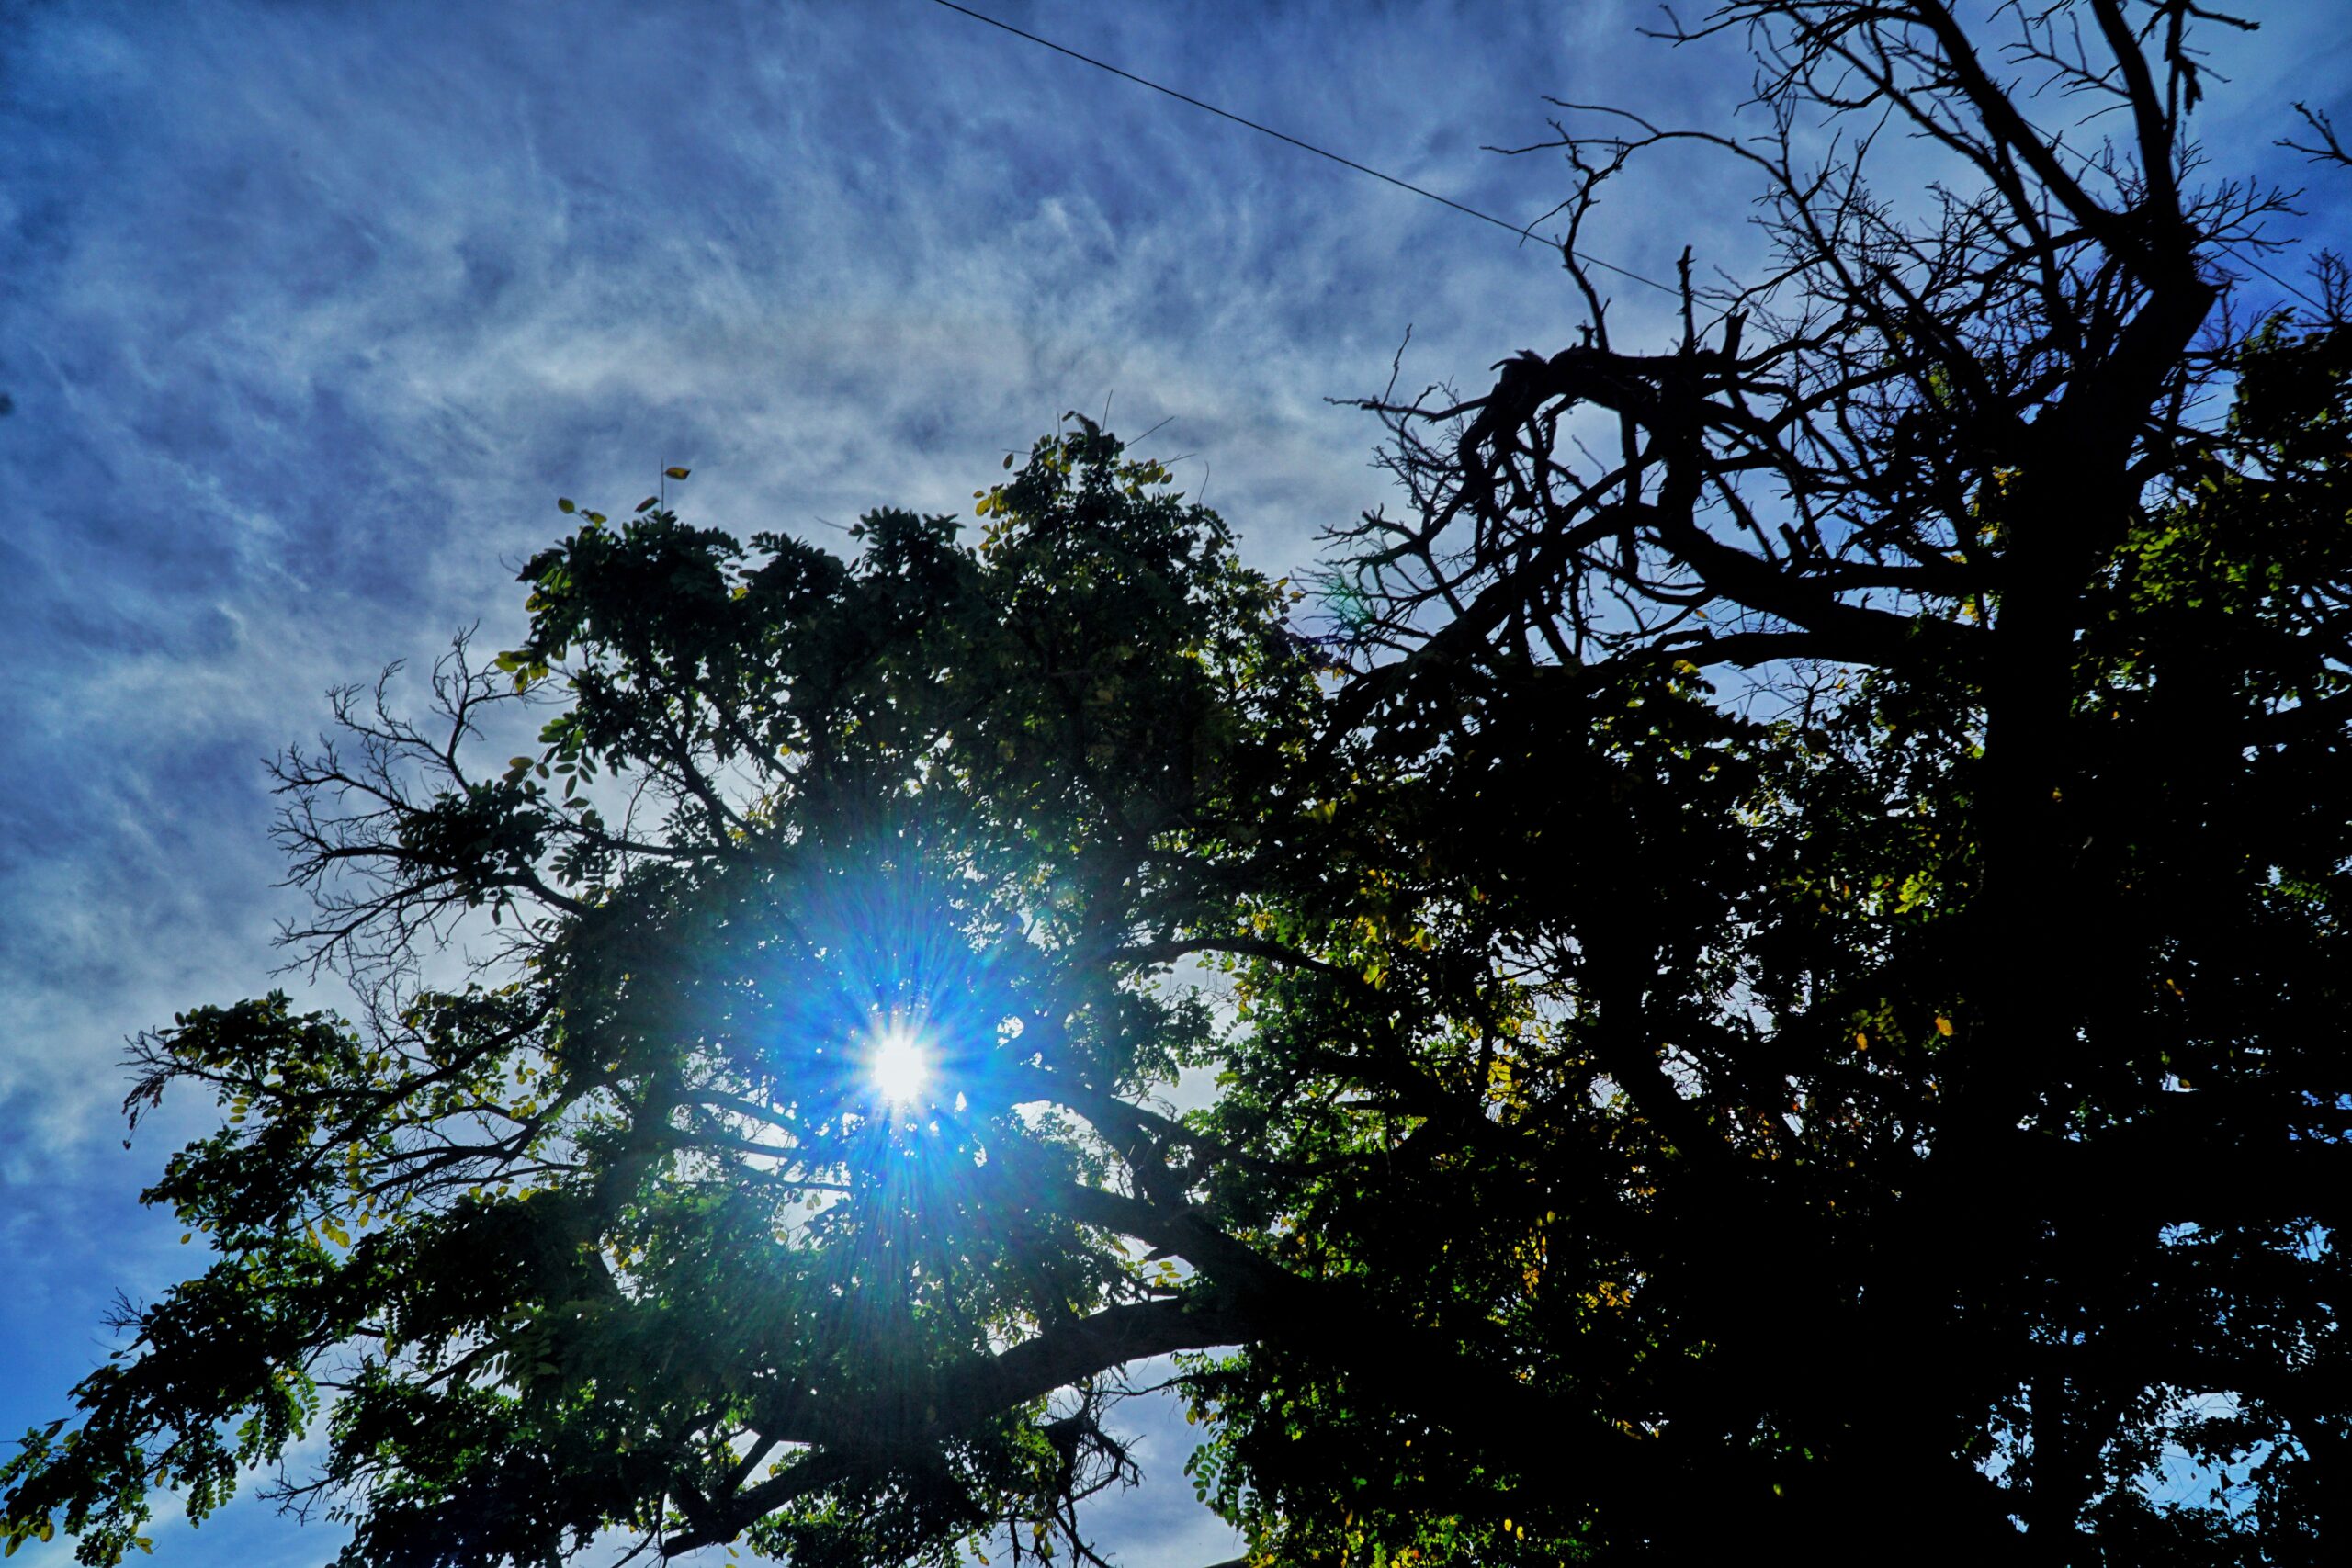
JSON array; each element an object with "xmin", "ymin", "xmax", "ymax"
[{"xmin": 10, "ymin": 3, "xmax": 2352, "ymax": 1564}]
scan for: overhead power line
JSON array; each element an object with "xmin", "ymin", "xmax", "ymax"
[
  {"xmin": 926, "ymin": 0, "xmax": 1678, "ymax": 295},
  {"xmin": 2215, "ymin": 243, "xmax": 2330, "ymax": 315},
  {"xmin": 933, "ymin": 2, "xmax": 2338, "ymax": 331}
]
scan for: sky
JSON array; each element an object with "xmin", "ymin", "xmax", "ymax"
[{"xmin": 2, "ymin": 2, "xmax": 2348, "ymax": 1564}]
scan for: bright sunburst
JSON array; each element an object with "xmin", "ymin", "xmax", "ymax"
[{"xmin": 866, "ymin": 1028, "xmax": 932, "ymax": 1107}]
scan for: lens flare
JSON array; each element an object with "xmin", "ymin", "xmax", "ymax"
[{"xmin": 867, "ymin": 1028, "xmax": 931, "ymax": 1107}]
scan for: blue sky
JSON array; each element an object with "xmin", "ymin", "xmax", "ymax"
[{"xmin": 2, "ymin": 2, "xmax": 2347, "ymax": 1563}]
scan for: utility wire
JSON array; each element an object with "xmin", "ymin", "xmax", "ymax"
[
  {"xmin": 927, "ymin": 0, "xmax": 1678, "ymax": 296},
  {"xmin": 2215, "ymin": 243, "xmax": 2331, "ymax": 315},
  {"xmin": 929, "ymin": 4, "xmax": 2333, "ymax": 330}
]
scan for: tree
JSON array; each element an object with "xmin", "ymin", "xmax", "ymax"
[
  {"xmin": 8, "ymin": 3, "xmax": 2352, "ymax": 1565},
  {"xmin": 1316, "ymin": 0, "xmax": 2352, "ymax": 1556}
]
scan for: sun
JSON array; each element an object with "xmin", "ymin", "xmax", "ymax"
[{"xmin": 866, "ymin": 1027, "xmax": 932, "ymax": 1107}]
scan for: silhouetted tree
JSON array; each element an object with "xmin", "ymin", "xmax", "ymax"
[{"xmin": 1314, "ymin": 0, "xmax": 2352, "ymax": 1557}]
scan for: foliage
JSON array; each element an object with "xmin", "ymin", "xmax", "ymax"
[
  {"xmin": 9, "ymin": 4, "xmax": 2352, "ymax": 1565},
  {"xmin": 4, "ymin": 424, "xmax": 1321, "ymax": 1567}
]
